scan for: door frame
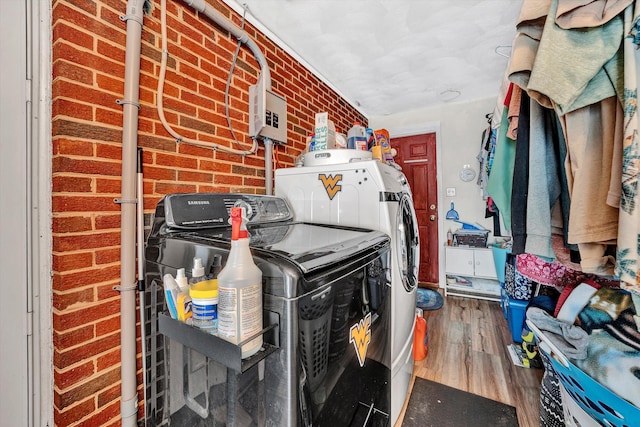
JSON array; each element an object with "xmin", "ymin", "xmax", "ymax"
[
  {"xmin": 385, "ymin": 122, "xmax": 446, "ymax": 289},
  {"xmin": 0, "ymin": 0, "xmax": 53, "ymax": 425}
]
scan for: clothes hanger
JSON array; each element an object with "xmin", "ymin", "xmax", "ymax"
[{"xmin": 495, "ymin": 45, "xmax": 511, "ymax": 58}]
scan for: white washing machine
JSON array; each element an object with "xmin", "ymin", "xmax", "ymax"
[{"xmin": 275, "ymin": 149, "xmax": 420, "ymax": 425}]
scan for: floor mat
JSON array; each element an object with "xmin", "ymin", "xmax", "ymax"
[{"xmin": 402, "ymin": 377, "xmax": 519, "ymax": 427}]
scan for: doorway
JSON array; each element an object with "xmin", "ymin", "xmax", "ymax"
[{"xmin": 391, "ymin": 132, "xmax": 439, "ymax": 285}]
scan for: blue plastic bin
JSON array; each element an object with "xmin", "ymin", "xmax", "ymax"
[
  {"xmin": 491, "ymin": 246, "xmax": 510, "ymax": 283},
  {"xmin": 506, "ymin": 297, "xmax": 528, "ymax": 343}
]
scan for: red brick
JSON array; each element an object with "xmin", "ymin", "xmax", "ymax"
[
  {"xmin": 96, "ymin": 383, "xmax": 120, "ymax": 409},
  {"xmin": 76, "ymin": 399, "xmax": 119, "ymax": 427},
  {"xmin": 94, "ymin": 178, "xmax": 121, "ymax": 194},
  {"xmin": 94, "ymin": 107, "xmax": 123, "ymax": 127},
  {"xmin": 54, "ymin": 326, "xmax": 120, "ymax": 369},
  {"xmin": 54, "ymin": 367, "xmax": 120, "ymax": 408},
  {"xmin": 53, "ymin": 175, "xmax": 93, "ymax": 193},
  {"xmin": 53, "ymin": 325, "xmax": 94, "ymax": 351},
  {"xmin": 199, "ymin": 159, "xmax": 231, "ymax": 173},
  {"xmin": 215, "ymin": 174, "xmax": 242, "ymax": 186},
  {"xmin": 154, "ymin": 182, "xmax": 197, "ymax": 194},
  {"xmin": 95, "ymin": 247, "xmax": 120, "ymax": 265},
  {"xmin": 53, "ymin": 264, "xmax": 120, "ymax": 291},
  {"xmin": 96, "ymin": 348, "xmax": 120, "ymax": 371},
  {"xmin": 55, "ymin": 397, "xmax": 96, "ymax": 427},
  {"xmin": 53, "ymin": 138, "xmax": 94, "ymax": 156},
  {"xmin": 53, "ymin": 98, "xmax": 94, "ymax": 121},
  {"xmin": 54, "ymin": 360, "xmax": 95, "ymax": 389},
  {"xmin": 95, "ymin": 312, "xmax": 120, "ymax": 336},
  {"xmin": 52, "ymin": 216, "xmax": 93, "ymax": 233},
  {"xmin": 53, "ymin": 287, "xmax": 95, "ymax": 311},
  {"xmin": 52, "ymin": 195, "xmax": 121, "ymax": 214},
  {"xmin": 53, "ymin": 252, "xmax": 94, "ymax": 271},
  {"xmin": 155, "ymin": 152, "xmax": 198, "ymax": 169},
  {"xmin": 178, "ymin": 169, "xmax": 213, "ymax": 183}
]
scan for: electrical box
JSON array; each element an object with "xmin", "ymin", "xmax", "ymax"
[{"xmin": 249, "ymin": 78, "xmax": 287, "ymax": 144}]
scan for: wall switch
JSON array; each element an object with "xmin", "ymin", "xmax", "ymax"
[{"xmin": 446, "ymin": 187, "xmax": 456, "ymax": 197}]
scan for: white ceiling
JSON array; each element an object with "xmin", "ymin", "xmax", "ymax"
[{"xmin": 225, "ymin": 0, "xmax": 523, "ymax": 117}]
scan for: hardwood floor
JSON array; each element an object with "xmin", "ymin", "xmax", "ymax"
[{"xmin": 395, "ymin": 292, "xmax": 544, "ymax": 427}]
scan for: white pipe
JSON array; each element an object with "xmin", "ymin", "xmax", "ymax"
[
  {"xmin": 263, "ymin": 138, "xmax": 274, "ymax": 194},
  {"xmin": 157, "ymin": 0, "xmax": 274, "ymax": 156},
  {"xmin": 136, "ymin": 147, "xmax": 147, "ymax": 421},
  {"xmin": 119, "ymin": 1, "xmax": 144, "ymax": 426},
  {"xmin": 182, "ymin": 0, "xmax": 271, "ymax": 90}
]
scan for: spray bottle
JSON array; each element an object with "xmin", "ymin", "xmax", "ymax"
[{"xmin": 217, "ymin": 207, "xmax": 263, "ymax": 358}]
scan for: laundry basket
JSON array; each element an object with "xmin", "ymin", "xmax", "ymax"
[{"xmin": 527, "ymin": 320, "xmax": 640, "ymax": 427}]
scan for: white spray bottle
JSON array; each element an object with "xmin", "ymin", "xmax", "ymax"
[{"xmin": 217, "ymin": 207, "xmax": 263, "ymax": 358}]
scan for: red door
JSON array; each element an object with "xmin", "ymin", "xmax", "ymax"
[{"xmin": 391, "ymin": 133, "xmax": 439, "ymax": 285}]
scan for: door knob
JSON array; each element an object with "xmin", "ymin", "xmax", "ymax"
[{"xmin": 430, "ymin": 215, "xmax": 436, "ymax": 221}]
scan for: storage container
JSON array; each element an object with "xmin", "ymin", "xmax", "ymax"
[
  {"xmin": 453, "ymin": 230, "xmax": 488, "ymax": 248},
  {"xmin": 528, "ymin": 320, "xmax": 640, "ymax": 427},
  {"xmin": 505, "ymin": 297, "xmax": 528, "ymax": 343}
]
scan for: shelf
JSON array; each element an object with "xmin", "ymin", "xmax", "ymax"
[
  {"xmin": 445, "ymin": 277, "xmax": 500, "ymax": 302},
  {"xmin": 158, "ymin": 312, "xmax": 278, "ymax": 373}
]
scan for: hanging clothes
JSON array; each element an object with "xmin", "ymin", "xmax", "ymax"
[
  {"xmin": 617, "ymin": 4, "xmax": 640, "ymax": 292},
  {"xmin": 525, "ymin": 100, "xmax": 563, "ymax": 260},
  {"xmin": 559, "ymin": 96, "xmax": 622, "ymax": 275},
  {"xmin": 511, "ymin": 89, "xmax": 531, "ymax": 254},
  {"xmin": 525, "ymin": 0, "xmax": 624, "ymax": 115},
  {"xmin": 487, "ymin": 83, "xmax": 518, "ymax": 232}
]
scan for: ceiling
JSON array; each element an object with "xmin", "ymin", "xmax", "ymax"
[{"xmin": 225, "ymin": 0, "xmax": 523, "ymax": 117}]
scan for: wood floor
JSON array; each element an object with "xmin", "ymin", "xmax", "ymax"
[{"xmin": 395, "ymin": 291, "xmax": 544, "ymax": 427}]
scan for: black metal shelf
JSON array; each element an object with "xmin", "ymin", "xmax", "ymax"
[{"xmin": 158, "ymin": 312, "xmax": 278, "ymax": 373}]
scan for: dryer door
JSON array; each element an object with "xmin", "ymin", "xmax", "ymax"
[{"xmin": 397, "ymin": 194, "xmax": 419, "ymax": 291}]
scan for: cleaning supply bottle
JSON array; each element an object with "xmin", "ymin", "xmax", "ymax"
[
  {"xmin": 173, "ymin": 268, "xmax": 192, "ymax": 322},
  {"xmin": 217, "ymin": 207, "xmax": 263, "ymax": 358},
  {"xmin": 347, "ymin": 122, "xmax": 367, "ymax": 150},
  {"xmin": 163, "ymin": 273, "xmax": 180, "ymax": 319},
  {"xmin": 413, "ymin": 308, "xmax": 428, "ymax": 361},
  {"xmin": 175, "ymin": 267, "xmax": 189, "ymax": 292},
  {"xmin": 189, "ymin": 257, "xmax": 206, "ymax": 284}
]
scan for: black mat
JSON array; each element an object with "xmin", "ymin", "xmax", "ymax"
[{"xmin": 402, "ymin": 378, "xmax": 519, "ymax": 427}]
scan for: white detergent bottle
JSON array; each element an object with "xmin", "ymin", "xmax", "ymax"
[{"xmin": 217, "ymin": 207, "xmax": 263, "ymax": 358}]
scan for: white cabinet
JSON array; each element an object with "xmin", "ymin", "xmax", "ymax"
[{"xmin": 445, "ymin": 246, "xmax": 500, "ymax": 301}]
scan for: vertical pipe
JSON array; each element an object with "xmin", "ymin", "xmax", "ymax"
[
  {"xmin": 264, "ymin": 138, "xmax": 273, "ymax": 195},
  {"xmin": 136, "ymin": 147, "xmax": 147, "ymax": 421},
  {"xmin": 119, "ymin": 1, "xmax": 144, "ymax": 426}
]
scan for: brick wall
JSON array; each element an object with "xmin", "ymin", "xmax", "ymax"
[{"xmin": 51, "ymin": 0, "xmax": 366, "ymax": 424}]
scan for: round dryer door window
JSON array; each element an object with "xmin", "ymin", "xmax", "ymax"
[{"xmin": 397, "ymin": 195, "xmax": 419, "ymax": 292}]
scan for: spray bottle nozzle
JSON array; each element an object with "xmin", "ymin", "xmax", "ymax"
[{"xmin": 230, "ymin": 207, "xmax": 248, "ymax": 240}]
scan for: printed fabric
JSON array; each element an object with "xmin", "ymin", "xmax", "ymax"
[{"xmin": 618, "ymin": 4, "xmax": 640, "ymax": 294}]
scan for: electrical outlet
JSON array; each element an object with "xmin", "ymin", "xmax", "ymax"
[{"xmin": 446, "ymin": 187, "xmax": 456, "ymax": 197}]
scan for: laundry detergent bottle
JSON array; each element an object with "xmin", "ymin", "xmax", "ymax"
[{"xmin": 217, "ymin": 207, "xmax": 263, "ymax": 358}]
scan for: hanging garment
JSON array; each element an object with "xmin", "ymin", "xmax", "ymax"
[
  {"xmin": 511, "ymin": 90, "xmax": 531, "ymax": 254},
  {"xmin": 476, "ymin": 119, "xmax": 492, "ymax": 198},
  {"xmin": 526, "ymin": 0, "xmax": 624, "ymax": 115},
  {"xmin": 509, "ymin": 0, "xmax": 550, "ymax": 92},
  {"xmin": 487, "ymin": 84, "xmax": 517, "ymax": 231},
  {"xmin": 555, "ymin": 0, "xmax": 633, "ymax": 29},
  {"xmin": 617, "ymin": 4, "xmax": 640, "ymax": 292},
  {"xmin": 525, "ymin": 101, "xmax": 563, "ymax": 260},
  {"xmin": 559, "ymin": 96, "xmax": 622, "ymax": 275}
]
